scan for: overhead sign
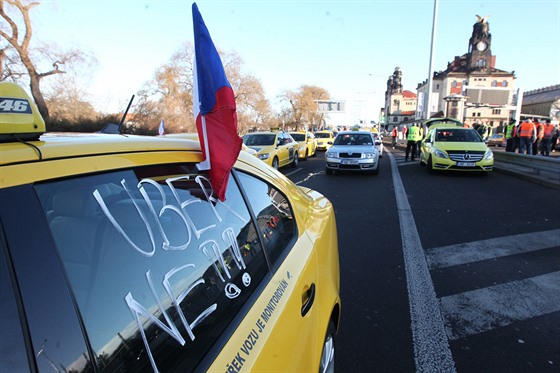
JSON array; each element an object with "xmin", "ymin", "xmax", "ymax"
[{"xmin": 316, "ymin": 100, "xmax": 345, "ymax": 113}]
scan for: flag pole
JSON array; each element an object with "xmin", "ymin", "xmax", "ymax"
[{"xmin": 197, "ymin": 115, "xmax": 211, "ymax": 170}]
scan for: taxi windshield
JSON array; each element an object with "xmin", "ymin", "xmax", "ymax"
[
  {"xmin": 435, "ymin": 129, "xmax": 482, "ymax": 142},
  {"xmin": 243, "ymin": 134, "xmax": 277, "ymax": 146}
]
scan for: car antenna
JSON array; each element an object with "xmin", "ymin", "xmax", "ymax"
[
  {"xmin": 117, "ymin": 94, "xmax": 135, "ymax": 134},
  {"xmin": 98, "ymin": 94, "xmax": 135, "ymax": 134}
]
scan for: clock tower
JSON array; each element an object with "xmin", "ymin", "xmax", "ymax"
[{"xmin": 467, "ymin": 15, "xmax": 492, "ymax": 72}]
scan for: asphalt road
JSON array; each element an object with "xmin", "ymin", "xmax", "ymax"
[{"xmin": 281, "ymin": 148, "xmax": 560, "ymax": 373}]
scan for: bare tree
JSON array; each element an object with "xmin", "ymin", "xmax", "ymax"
[
  {"xmin": 0, "ymin": 0, "xmax": 92, "ymax": 123},
  {"xmin": 279, "ymin": 85, "xmax": 330, "ymax": 131}
]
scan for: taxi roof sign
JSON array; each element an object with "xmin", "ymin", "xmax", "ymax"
[{"xmin": 0, "ymin": 82, "xmax": 45, "ymax": 142}]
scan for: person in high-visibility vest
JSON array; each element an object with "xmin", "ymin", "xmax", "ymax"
[
  {"xmin": 405, "ymin": 124, "xmax": 422, "ymax": 161},
  {"xmin": 533, "ymin": 120, "xmax": 544, "ymax": 155},
  {"xmin": 518, "ymin": 118, "xmax": 536, "ymax": 155},
  {"xmin": 391, "ymin": 126, "xmax": 398, "ymax": 148},
  {"xmin": 540, "ymin": 119, "xmax": 555, "ymax": 156},
  {"xmin": 505, "ymin": 119, "xmax": 517, "ymax": 152}
]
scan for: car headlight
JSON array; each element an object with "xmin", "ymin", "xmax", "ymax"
[
  {"xmin": 326, "ymin": 151, "xmax": 338, "ymax": 158},
  {"xmin": 258, "ymin": 153, "xmax": 270, "ymax": 160},
  {"xmin": 434, "ymin": 149, "xmax": 448, "ymax": 159},
  {"xmin": 483, "ymin": 150, "xmax": 493, "ymax": 160},
  {"xmin": 364, "ymin": 152, "xmax": 375, "ymax": 159}
]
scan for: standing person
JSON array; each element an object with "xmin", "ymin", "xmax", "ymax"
[
  {"xmin": 518, "ymin": 118, "xmax": 536, "ymax": 155},
  {"xmin": 405, "ymin": 124, "xmax": 421, "ymax": 161},
  {"xmin": 505, "ymin": 119, "xmax": 517, "ymax": 152},
  {"xmin": 401, "ymin": 125, "xmax": 408, "ymax": 145},
  {"xmin": 533, "ymin": 119, "xmax": 544, "ymax": 155},
  {"xmin": 391, "ymin": 126, "xmax": 398, "ymax": 148},
  {"xmin": 551, "ymin": 124, "xmax": 559, "ymax": 153},
  {"xmin": 416, "ymin": 124, "xmax": 424, "ymax": 158},
  {"xmin": 540, "ymin": 119, "xmax": 554, "ymax": 156}
]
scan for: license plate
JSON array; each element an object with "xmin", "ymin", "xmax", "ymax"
[
  {"xmin": 342, "ymin": 159, "xmax": 358, "ymax": 165},
  {"xmin": 457, "ymin": 162, "xmax": 476, "ymax": 167}
]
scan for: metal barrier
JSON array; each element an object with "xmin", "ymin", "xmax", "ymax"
[{"xmin": 493, "ymin": 151, "xmax": 560, "ymax": 176}]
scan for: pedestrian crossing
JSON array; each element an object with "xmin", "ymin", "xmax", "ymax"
[
  {"xmin": 427, "ymin": 229, "xmax": 560, "ymax": 341},
  {"xmin": 386, "ymin": 147, "xmax": 421, "ymax": 166}
]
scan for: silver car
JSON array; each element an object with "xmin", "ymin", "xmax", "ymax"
[{"xmin": 325, "ymin": 131, "xmax": 380, "ymax": 175}]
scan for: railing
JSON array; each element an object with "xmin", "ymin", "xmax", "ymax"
[{"xmin": 493, "ymin": 151, "xmax": 560, "ymax": 176}]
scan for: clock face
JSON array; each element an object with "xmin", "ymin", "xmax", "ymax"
[{"xmin": 476, "ymin": 41, "xmax": 487, "ymax": 51}]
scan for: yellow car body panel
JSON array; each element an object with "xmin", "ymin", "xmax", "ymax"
[
  {"xmin": 315, "ymin": 130, "xmax": 335, "ymax": 151},
  {"xmin": 289, "ymin": 131, "xmax": 317, "ymax": 159},
  {"xmin": 1, "ymin": 129, "xmax": 340, "ymax": 371},
  {"xmin": 420, "ymin": 126, "xmax": 494, "ymax": 172}
]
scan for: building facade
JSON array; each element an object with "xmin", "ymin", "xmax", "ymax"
[
  {"xmin": 384, "ymin": 67, "xmax": 417, "ymax": 129},
  {"xmin": 416, "ymin": 15, "xmax": 516, "ymax": 130},
  {"xmin": 521, "ymin": 85, "xmax": 560, "ymax": 123}
]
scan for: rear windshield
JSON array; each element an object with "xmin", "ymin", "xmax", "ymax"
[
  {"xmin": 290, "ymin": 133, "xmax": 305, "ymax": 141},
  {"xmin": 315, "ymin": 132, "xmax": 332, "ymax": 139}
]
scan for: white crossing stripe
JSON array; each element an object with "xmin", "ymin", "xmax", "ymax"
[
  {"xmin": 440, "ymin": 271, "xmax": 560, "ymax": 340},
  {"xmin": 426, "ymin": 229, "xmax": 560, "ymax": 269}
]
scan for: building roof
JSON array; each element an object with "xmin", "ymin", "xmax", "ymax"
[
  {"xmin": 523, "ymin": 85, "xmax": 560, "ymax": 105},
  {"xmin": 402, "ymin": 90, "xmax": 417, "ymax": 99}
]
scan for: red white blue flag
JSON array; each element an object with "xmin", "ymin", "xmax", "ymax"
[{"xmin": 192, "ymin": 2, "xmax": 242, "ymax": 202}]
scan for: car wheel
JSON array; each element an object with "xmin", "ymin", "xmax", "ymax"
[
  {"xmin": 272, "ymin": 157, "xmax": 279, "ymax": 170},
  {"xmin": 291, "ymin": 154, "xmax": 299, "ymax": 168},
  {"xmin": 304, "ymin": 150, "xmax": 308, "ymax": 160},
  {"xmin": 427, "ymin": 155, "xmax": 435, "ymax": 174},
  {"xmin": 319, "ymin": 321, "xmax": 336, "ymax": 373}
]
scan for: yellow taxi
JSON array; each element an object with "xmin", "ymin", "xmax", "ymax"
[
  {"xmin": 420, "ymin": 124, "xmax": 494, "ymax": 173},
  {"xmin": 315, "ymin": 130, "xmax": 336, "ymax": 151},
  {"xmin": 242, "ymin": 131, "xmax": 299, "ymax": 169},
  {"xmin": 0, "ymin": 82, "xmax": 340, "ymax": 372},
  {"xmin": 289, "ymin": 130, "xmax": 317, "ymax": 159}
]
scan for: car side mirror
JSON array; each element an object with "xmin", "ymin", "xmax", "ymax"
[{"xmin": 327, "ymin": 141, "xmax": 333, "ymax": 145}]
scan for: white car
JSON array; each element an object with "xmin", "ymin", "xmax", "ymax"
[
  {"xmin": 325, "ymin": 131, "xmax": 380, "ymax": 175},
  {"xmin": 372, "ymin": 132, "xmax": 384, "ymax": 157}
]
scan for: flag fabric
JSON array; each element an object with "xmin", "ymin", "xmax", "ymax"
[
  {"xmin": 192, "ymin": 2, "xmax": 242, "ymax": 202},
  {"xmin": 158, "ymin": 118, "xmax": 165, "ymax": 135}
]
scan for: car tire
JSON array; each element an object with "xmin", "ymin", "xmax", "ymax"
[
  {"xmin": 291, "ymin": 154, "xmax": 299, "ymax": 168},
  {"xmin": 304, "ymin": 150, "xmax": 308, "ymax": 160},
  {"xmin": 427, "ymin": 155, "xmax": 435, "ymax": 174},
  {"xmin": 272, "ymin": 157, "xmax": 279, "ymax": 170},
  {"xmin": 319, "ymin": 321, "xmax": 336, "ymax": 373}
]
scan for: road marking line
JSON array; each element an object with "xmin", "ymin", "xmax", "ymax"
[
  {"xmin": 440, "ymin": 271, "xmax": 560, "ymax": 340},
  {"xmin": 426, "ymin": 229, "xmax": 560, "ymax": 269},
  {"xmin": 388, "ymin": 152, "xmax": 457, "ymax": 373}
]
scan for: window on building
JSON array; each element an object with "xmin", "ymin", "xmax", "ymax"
[
  {"xmin": 491, "ymin": 80, "xmax": 498, "ymax": 87},
  {"xmin": 477, "ymin": 112, "xmax": 481, "ymax": 117},
  {"xmin": 492, "ymin": 109, "xmax": 501, "ymax": 115},
  {"xmin": 502, "ymin": 80, "xmax": 508, "ymax": 87},
  {"xmin": 451, "ymin": 80, "xmax": 457, "ymax": 88}
]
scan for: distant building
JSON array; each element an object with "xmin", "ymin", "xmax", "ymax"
[
  {"xmin": 416, "ymin": 15, "xmax": 516, "ymax": 130},
  {"xmin": 384, "ymin": 67, "xmax": 417, "ymax": 129},
  {"xmin": 521, "ymin": 85, "xmax": 560, "ymax": 122}
]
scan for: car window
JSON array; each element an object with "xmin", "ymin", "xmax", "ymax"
[
  {"xmin": 236, "ymin": 171, "xmax": 296, "ymax": 265},
  {"xmin": 290, "ymin": 133, "xmax": 305, "ymax": 142},
  {"xmin": 35, "ymin": 165, "xmax": 271, "ymax": 372},
  {"xmin": 315, "ymin": 132, "xmax": 331, "ymax": 139},
  {"xmin": 436, "ymin": 129, "xmax": 482, "ymax": 142},
  {"xmin": 0, "ymin": 238, "xmax": 30, "ymax": 372},
  {"xmin": 243, "ymin": 134, "xmax": 276, "ymax": 146}
]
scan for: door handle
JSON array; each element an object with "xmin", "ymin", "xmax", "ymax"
[{"xmin": 301, "ymin": 283, "xmax": 316, "ymax": 317}]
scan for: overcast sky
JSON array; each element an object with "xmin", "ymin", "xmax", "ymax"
[{"xmin": 30, "ymin": 0, "xmax": 560, "ymax": 125}]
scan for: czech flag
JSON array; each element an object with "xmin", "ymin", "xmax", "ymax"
[{"xmin": 192, "ymin": 3, "xmax": 242, "ymax": 202}]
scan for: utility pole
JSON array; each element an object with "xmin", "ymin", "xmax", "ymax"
[{"xmin": 425, "ymin": 0, "xmax": 439, "ymax": 120}]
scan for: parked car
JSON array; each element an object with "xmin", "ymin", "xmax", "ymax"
[
  {"xmin": 0, "ymin": 82, "xmax": 340, "ymax": 373},
  {"xmin": 289, "ymin": 130, "xmax": 317, "ymax": 159},
  {"xmin": 314, "ymin": 130, "xmax": 336, "ymax": 151},
  {"xmin": 420, "ymin": 125, "xmax": 494, "ymax": 173},
  {"xmin": 487, "ymin": 133, "xmax": 506, "ymax": 147},
  {"xmin": 325, "ymin": 131, "xmax": 380, "ymax": 175},
  {"xmin": 242, "ymin": 131, "xmax": 299, "ymax": 169}
]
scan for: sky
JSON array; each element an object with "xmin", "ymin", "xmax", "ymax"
[{"xmin": 25, "ymin": 0, "xmax": 560, "ymax": 126}]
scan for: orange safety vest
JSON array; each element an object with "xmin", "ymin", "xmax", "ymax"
[
  {"xmin": 391, "ymin": 128, "xmax": 398, "ymax": 137},
  {"xmin": 519, "ymin": 122, "xmax": 535, "ymax": 138},
  {"xmin": 543, "ymin": 124, "xmax": 554, "ymax": 138},
  {"xmin": 536, "ymin": 123, "xmax": 544, "ymax": 139}
]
